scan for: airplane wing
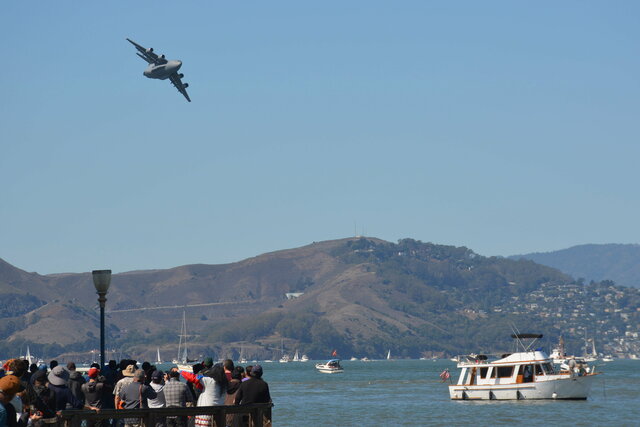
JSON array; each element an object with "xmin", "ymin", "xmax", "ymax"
[
  {"xmin": 126, "ymin": 38, "xmax": 165, "ymax": 64},
  {"xmin": 169, "ymin": 72, "xmax": 191, "ymax": 102}
]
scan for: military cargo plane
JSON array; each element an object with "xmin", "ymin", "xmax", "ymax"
[{"xmin": 126, "ymin": 38, "xmax": 191, "ymax": 102}]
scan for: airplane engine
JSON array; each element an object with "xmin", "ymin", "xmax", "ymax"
[
  {"xmin": 183, "ymin": 83, "xmax": 189, "ymax": 88},
  {"xmin": 146, "ymin": 47, "xmax": 154, "ymax": 53},
  {"xmin": 160, "ymin": 54, "xmax": 165, "ymax": 60},
  {"xmin": 178, "ymin": 73, "xmax": 184, "ymax": 78}
]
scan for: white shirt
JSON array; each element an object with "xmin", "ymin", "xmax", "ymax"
[{"xmin": 148, "ymin": 382, "xmax": 166, "ymax": 408}]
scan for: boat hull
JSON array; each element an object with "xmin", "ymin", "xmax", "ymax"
[
  {"xmin": 316, "ymin": 367, "xmax": 344, "ymax": 374},
  {"xmin": 449, "ymin": 375, "xmax": 597, "ymax": 400}
]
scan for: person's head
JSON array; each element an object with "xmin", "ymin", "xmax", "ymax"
[
  {"xmin": 250, "ymin": 364, "xmax": 263, "ymax": 379},
  {"xmin": 0, "ymin": 375, "xmax": 23, "ymax": 403},
  {"xmin": 48, "ymin": 366, "xmax": 70, "ymax": 387},
  {"xmin": 209, "ymin": 363, "xmax": 228, "ymax": 386},
  {"xmin": 67, "ymin": 362, "xmax": 76, "ymax": 371},
  {"xmin": 151, "ymin": 370, "xmax": 164, "ymax": 384},
  {"xmin": 203, "ymin": 357, "xmax": 214, "ymax": 368},
  {"xmin": 49, "ymin": 360, "xmax": 58, "ymax": 370},
  {"xmin": 223, "ymin": 359, "xmax": 234, "ymax": 372},
  {"xmin": 88, "ymin": 368, "xmax": 100, "ymax": 380},
  {"xmin": 232, "ymin": 366, "xmax": 244, "ymax": 381},
  {"xmin": 168, "ymin": 368, "xmax": 180, "ymax": 379},
  {"xmin": 29, "ymin": 363, "xmax": 38, "ymax": 374},
  {"xmin": 31, "ymin": 370, "xmax": 47, "ymax": 386},
  {"xmin": 122, "ymin": 364, "xmax": 136, "ymax": 377},
  {"xmin": 8, "ymin": 359, "xmax": 26, "ymax": 377},
  {"xmin": 108, "ymin": 360, "xmax": 117, "ymax": 369},
  {"xmin": 133, "ymin": 369, "xmax": 146, "ymax": 382},
  {"xmin": 245, "ymin": 365, "xmax": 253, "ymax": 378},
  {"xmin": 90, "ymin": 363, "xmax": 100, "ymax": 369},
  {"xmin": 142, "ymin": 361, "xmax": 151, "ymax": 371},
  {"xmin": 192, "ymin": 363, "xmax": 203, "ymax": 374}
]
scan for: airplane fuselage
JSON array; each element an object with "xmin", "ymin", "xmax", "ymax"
[{"xmin": 143, "ymin": 60, "xmax": 182, "ymax": 80}]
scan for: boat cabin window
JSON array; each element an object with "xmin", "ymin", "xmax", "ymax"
[
  {"xmin": 480, "ymin": 367, "xmax": 489, "ymax": 378},
  {"xmin": 497, "ymin": 366, "xmax": 514, "ymax": 378},
  {"xmin": 534, "ymin": 364, "xmax": 544, "ymax": 375},
  {"xmin": 490, "ymin": 367, "xmax": 497, "ymax": 378},
  {"xmin": 542, "ymin": 363, "xmax": 555, "ymax": 374},
  {"xmin": 518, "ymin": 364, "xmax": 534, "ymax": 383}
]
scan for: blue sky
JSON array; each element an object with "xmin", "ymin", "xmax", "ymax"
[{"xmin": 2, "ymin": 1, "xmax": 639, "ymax": 274}]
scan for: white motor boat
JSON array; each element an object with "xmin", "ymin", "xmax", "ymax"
[
  {"xmin": 448, "ymin": 334, "xmax": 599, "ymax": 400},
  {"xmin": 315, "ymin": 359, "xmax": 344, "ymax": 374},
  {"xmin": 300, "ymin": 354, "xmax": 309, "ymax": 362},
  {"xmin": 279, "ymin": 354, "xmax": 291, "ymax": 363}
]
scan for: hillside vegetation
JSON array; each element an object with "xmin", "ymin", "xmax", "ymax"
[{"xmin": 1, "ymin": 238, "xmax": 639, "ymax": 361}]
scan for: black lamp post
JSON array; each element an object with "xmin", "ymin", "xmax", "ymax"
[{"xmin": 92, "ymin": 269, "xmax": 111, "ymax": 368}]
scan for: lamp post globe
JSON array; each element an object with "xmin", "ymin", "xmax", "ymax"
[{"xmin": 92, "ymin": 269, "xmax": 111, "ymax": 368}]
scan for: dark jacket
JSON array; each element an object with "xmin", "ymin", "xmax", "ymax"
[
  {"xmin": 48, "ymin": 383, "xmax": 84, "ymax": 411},
  {"xmin": 68, "ymin": 371, "xmax": 86, "ymax": 403},
  {"xmin": 234, "ymin": 377, "xmax": 271, "ymax": 405}
]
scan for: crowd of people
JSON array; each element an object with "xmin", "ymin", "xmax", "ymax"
[{"xmin": 0, "ymin": 357, "xmax": 271, "ymax": 427}]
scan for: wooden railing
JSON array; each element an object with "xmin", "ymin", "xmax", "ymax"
[{"xmin": 60, "ymin": 404, "xmax": 273, "ymax": 427}]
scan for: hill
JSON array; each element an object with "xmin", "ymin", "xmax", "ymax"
[
  {"xmin": 1, "ymin": 237, "xmax": 639, "ymax": 361},
  {"xmin": 510, "ymin": 244, "xmax": 640, "ymax": 288}
]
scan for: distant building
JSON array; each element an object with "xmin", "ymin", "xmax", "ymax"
[{"xmin": 285, "ymin": 292, "xmax": 304, "ymax": 300}]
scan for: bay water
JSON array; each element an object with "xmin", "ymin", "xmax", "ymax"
[{"xmin": 255, "ymin": 359, "xmax": 638, "ymax": 426}]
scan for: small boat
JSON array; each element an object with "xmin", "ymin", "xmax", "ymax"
[
  {"xmin": 300, "ymin": 354, "xmax": 309, "ymax": 362},
  {"xmin": 602, "ymin": 355, "xmax": 614, "ymax": 362},
  {"xmin": 156, "ymin": 348, "xmax": 162, "ymax": 365},
  {"xmin": 386, "ymin": 349, "xmax": 391, "ymax": 360},
  {"xmin": 292, "ymin": 350, "xmax": 300, "ymax": 362},
  {"xmin": 279, "ymin": 339, "xmax": 290, "ymax": 363},
  {"xmin": 315, "ymin": 359, "xmax": 344, "ymax": 374},
  {"xmin": 361, "ymin": 357, "xmax": 371, "ymax": 362},
  {"xmin": 448, "ymin": 334, "xmax": 599, "ymax": 400},
  {"xmin": 350, "ymin": 357, "xmax": 358, "ymax": 361}
]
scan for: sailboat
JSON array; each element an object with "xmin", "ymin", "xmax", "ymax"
[
  {"xmin": 386, "ymin": 349, "xmax": 391, "ymax": 360},
  {"xmin": 172, "ymin": 311, "xmax": 193, "ymax": 371},
  {"xmin": 292, "ymin": 350, "xmax": 300, "ymax": 362},
  {"xmin": 156, "ymin": 347, "xmax": 162, "ymax": 365},
  {"xmin": 239, "ymin": 346, "xmax": 247, "ymax": 364},
  {"xmin": 583, "ymin": 330, "xmax": 598, "ymax": 362},
  {"xmin": 24, "ymin": 346, "xmax": 34, "ymax": 365}
]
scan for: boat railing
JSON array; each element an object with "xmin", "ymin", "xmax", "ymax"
[{"xmin": 60, "ymin": 403, "xmax": 273, "ymax": 427}]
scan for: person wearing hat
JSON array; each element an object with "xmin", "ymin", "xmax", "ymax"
[
  {"xmin": 0, "ymin": 375, "xmax": 25, "ymax": 427},
  {"xmin": 234, "ymin": 365, "xmax": 271, "ymax": 426},
  {"xmin": 147, "ymin": 370, "xmax": 166, "ymax": 408},
  {"xmin": 48, "ymin": 365, "xmax": 83, "ymax": 411},
  {"xmin": 118, "ymin": 370, "xmax": 158, "ymax": 427},
  {"xmin": 30, "ymin": 370, "xmax": 58, "ymax": 426},
  {"xmin": 113, "ymin": 364, "xmax": 136, "ymax": 410},
  {"xmin": 81, "ymin": 368, "xmax": 105, "ymax": 426}
]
